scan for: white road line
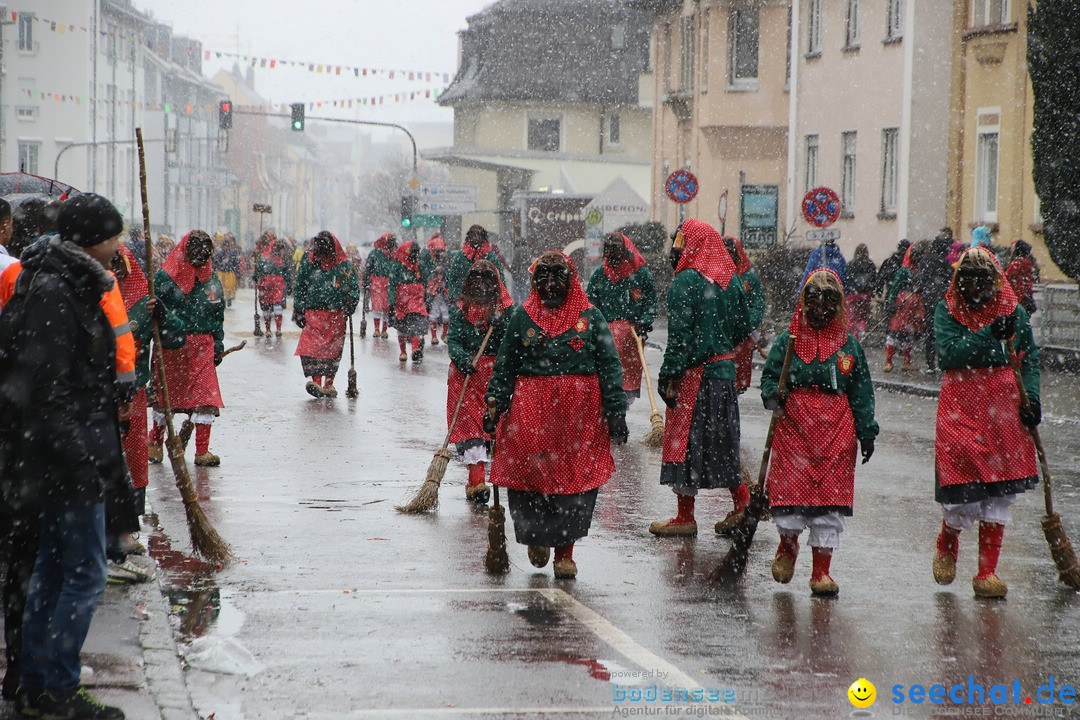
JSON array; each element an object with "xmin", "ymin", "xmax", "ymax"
[{"xmin": 349, "ymin": 707, "xmax": 616, "ymax": 717}]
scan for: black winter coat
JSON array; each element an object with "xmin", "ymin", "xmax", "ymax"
[
  {"xmin": 0, "ymin": 238, "xmax": 137, "ymax": 532},
  {"xmin": 914, "ymin": 237, "xmax": 954, "ymax": 310}
]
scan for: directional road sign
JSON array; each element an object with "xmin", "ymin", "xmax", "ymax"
[
  {"xmin": 802, "ymin": 187, "xmax": 842, "ymax": 228},
  {"xmin": 665, "ymin": 170, "xmax": 699, "ymax": 204},
  {"xmin": 806, "ymin": 228, "xmax": 840, "ymax": 243},
  {"xmin": 417, "ymin": 199, "xmax": 476, "ymax": 215},
  {"xmin": 419, "ymin": 184, "xmax": 477, "ymax": 200}
]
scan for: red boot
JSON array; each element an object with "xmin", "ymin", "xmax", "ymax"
[
  {"xmin": 398, "ymin": 336, "xmax": 408, "ymax": 362},
  {"xmin": 933, "ymin": 520, "xmax": 960, "ymax": 585},
  {"xmin": 430, "ymin": 323, "xmax": 439, "ymax": 345},
  {"xmin": 901, "ymin": 347, "xmax": 914, "ymax": 371},
  {"xmin": 810, "ymin": 547, "xmax": 838, "ymax": 596},
  {"xmin": 441, "ymin": 323, "xmax": 449, "ymax": 342},
  {"xmin": 973, "ymin": 522, "xmax": 1007, "ymax": 598},
  {"xmin": 884, "ymin": 344, "xmax": 896, "ymax": 373},
  {"xmin": 715, "ymin": 484, "xmax": 750, "ymax": 535},
  {"xmin": 465, "ymin": 462, "xmax": 489, "ymax": 504},
  {"xmin": 649, "ymin": 494, "xmax": 696, "ymax": 536},
  {"xmin": 772, "ymin": 533, "xmax": 798, "ymax": 583},
  {"xmin": 411, "ymin": 337, "xmax": 423, "ymax": 363}
]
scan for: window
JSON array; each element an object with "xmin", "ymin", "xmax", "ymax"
[
  {"xmin": 609, "ymin": 113, "xmax": 621, "ymax": 147},
  {"xmin": 976, "ymin": 132, "xmax": 1000, "ymax": 222},
  {"xmin": 729, "ymin": 6, "xmax": 760, "ymax": 86},
  {"xmin": 16, "ymin": 14, "xmax": 33, "ymax": 52},
  {"xmin": 701, "ymin": 8, "xmax": 709, "ymax": 91},
  {"xmin": 880, "ymin": 128, "xmax": 899, "ymax": 215},
  {"xmin": 805, "ymin": 134, "xmax": 819, "ymax": 193},
  {"xmin": 845, "ymin": 0, "xmax": 861, "ymax": 48},
  {"xmin": 807, "ymin": 0, "xmax": 823, "ymax": 55},
  {"xmin": 972, "ymin": 0, "xmax": 1009, "ymax": 26},
  {"xmin": 679, "ymin": 14, "xmax": 696, "ymax": 93},
  {"xmin": 612, "ymin": 23, "xmax": 626, "ymax": 49},
  {"xmin": 663, "ymin": 23, "xmax": 673, "ymax": 93},
  {"xmin": 527, "ymin": 117, "xmax": 561, "ymax": 152},
  {"xmin": 786, "ymin": 6, "xmax": 792, "ymax": 86},
  {"xmin": 841, "ymin": 131, "xmax": 857, "ymax": 216},
  {"xmin": 15, "ymin": 107, "xmax": 37, "ymax": 122},
  {"xmin": 886, "ymin": 0, "xmax": 904, "ymax": 41},
  {"xmin": 17, "ymin": 141, "xmax": 39, "ymax": 174}
]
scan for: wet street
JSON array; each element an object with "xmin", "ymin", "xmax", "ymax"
[{"xmin": 146, "ymin": 289, "xmax": 1080, "ymax": 720}]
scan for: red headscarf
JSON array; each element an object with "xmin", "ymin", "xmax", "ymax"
[
  {"xmin": 394, "ymin": 241, "xmax": 422, "ymax": 276},
  {"xmin": 723, "ymin": 235, "xmax": 752, "ymax": 275},
  {"xmin": 459, "ymin": 259, "xmax": 513, "ymax": 326},
  {"xmin": 603, "ymin": 233, "xmax": 647, "ymax": 283},
  {"xmin": 901, "ymin": 244, "xmax": 917, "ymax": 269},
  {"xmin": 522, "ymin": 252, "xmax": 593, "ymax": 337},
  {"xmin": 116, "ymin": 244, "xmax": 148, "ymax": 311},
  {"xmin": 161, "ymin": 232, "xmax": 214, "ymax": 294},
  {"xmin": 790, "ymin": 268, "xmax": 849, "ymax": 364},
  {"xmin": 427, "ymin": 234, "xmax": 447, "ymax": 253},
  {"xmin": 374, "ymin": 233, "xmax": 394, "ymax": 256},
  {"xmin": 944, "ymin": 247, "xmax": 1018, "ymax": 332},
  {"xmin": 463, "ymin": 236, "xmax": 493, "ymax": 262},
  {"xmin": 675, "ymin": 219, "xmax": 735, "ymax": 289},
  {"xmin": 308, "ymin": 232, "xmax": 348, "ymax": 271}
]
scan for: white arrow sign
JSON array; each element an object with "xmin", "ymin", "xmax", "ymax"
[
  {"xmin": 419, "ymin": 184, "xmax": 477, "ymax": 200},
  {"xmin": 417, "ymin": 199, "xmax": 477, "ymax": 215}
]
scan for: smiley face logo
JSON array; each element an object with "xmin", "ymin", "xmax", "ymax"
[{"xmin": 848, "ymin": 678, "xmax": 876, "ymax": 709}]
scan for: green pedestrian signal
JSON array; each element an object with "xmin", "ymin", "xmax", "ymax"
[
  {"xmin": 400, "ymin": 195, "xmax": 416, "ymax": 228},
  {"xmin": 290, "ymin": 103, "xmax": 305, "ymax": 132}
]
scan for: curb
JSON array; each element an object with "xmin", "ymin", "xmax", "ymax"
[{"xmin": 135, "ymin": 577, "xmax": 200, "ymax": 720}]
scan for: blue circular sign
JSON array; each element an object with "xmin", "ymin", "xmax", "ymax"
[
  {"xmin": 802, "ymin": 187, "xmax": 842, "ymax": 228},
  {"xmin": 665, "ymin": 170, "xmax": 699, "ymax": 204}
]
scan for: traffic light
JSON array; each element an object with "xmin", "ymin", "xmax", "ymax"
[
  {"xmin": 218, "ymin": 99, "xmax": 233, "ymax": 130},
  {"xmin": 400, "ymin": 195, "xmax": 415, "ymax": 228},
  {"xmin": 290, "ymin": 103, "xmax": 305, "ymax": 132}
]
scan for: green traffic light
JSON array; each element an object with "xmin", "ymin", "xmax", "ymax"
[
  {"xmin": 292, "ymin": 120, "xmax": 303, "ymax": 131},
  {"xmin": 401, "ymin": 218, "xmax": 412, "ymax": 228}
]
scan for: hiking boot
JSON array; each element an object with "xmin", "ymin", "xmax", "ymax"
[
  {"xmin": 305, "ymin": 381, "xmax": 324, "ymax": 398},
  {"xmin": 107, "ymin": 560, "xmax": 155, "ymax": 584},
  {"xmin": 810, "ymin": 575, "xmax": 839, "ymax": 597},
  {"xmin": 14, "ymin": 687, "xmax": 44, "ymax": 715},
  {"xmin": 648, "ymin": 519, "xmax": 697, "ymax": 537},
  {"xmin": 39, "ymin": 687, "xmax": 125, "ymax": 720},
  {"xmin": 194, "ymin": 452, "xmax": 221, "ymax": 467},
  {"xmin": 528, "ymin": 545, "xmax": 550, "ymax": 568},
  {"xmin": 465, "ymin": 482, "xmax": 490, "ymax": 505},
  {"xmin": 322, "ymin": 385, "xmax": 338, "ymax": 399},
  {"xmin": 147, "ymin": 444, "xmax": 163, "ymax": 464},
  {"xmin": 714, "ymin": 509, "xmax": 746, "ymax": 537},
  {"xmin": 553, "ymin": 558, "xmax": 577, "ymax": 579},
  {"xmin": 973, "ymin": 573, "xmax": 1008, "ymax": 599}
]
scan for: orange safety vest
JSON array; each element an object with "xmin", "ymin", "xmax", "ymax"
[{"xmin": 0, "ymin": 261, "xmax": 136, "ymax": 386}]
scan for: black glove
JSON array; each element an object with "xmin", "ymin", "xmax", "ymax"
[
  {"xmin": 634, "ymin": 323, "xmax": 652, "ymax": 342},
  {"xmin": 292, "ymin": 309, "xmax": 306, "ymax": 328},
  {"xmin": 990, "ymin": 313, "xmax": 1016, "ymax": 340},
  {"xmin": 214, "ymin": 354, "xmax": 223, "ymax": 367},
  {"xmin": 149, "ymin": 298, "xmax": 166, "ymax": 324},
  {"xmin": 608, "ymin": 414, "xmax": 629, "ymax": 445},
  {"xmin": 459, "ymin": 359, "xmax": 477, "ymax": 376},
  {"xmin": 860, "ymin": 437, "xmax": 875, "ymax": 465},
  {"xmin": 1019, "ymin": 400, "xmax": 1041, "ymax": 429},
  {"xmin": 483, "ymin": 407, "xmax": 500, "ymax": 436},
  {"xmin": 281, "ymin": 297, "xmax": 287, "ymax": 312},
  {"xmin": 657, "ymin": 375, "xmax": 677, "ymax": 409},
  {"xmin": 763, "ymin": 393, "xmax": 787, "ymax": 412}
]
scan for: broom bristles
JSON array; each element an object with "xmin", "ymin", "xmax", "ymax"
[
  {"xmin": 346, "ymin": 369, "xmax": 359, "ymax": 399},
  {"xmin": 1042, "ymin": 512, "xmax": 1080, "ymax": 589},
  {"xmin": 642, "ymin": 411, "xmax": 664, "ymax": 447},
  {"xmin": 485, "ymin": 504, "xmax": 510, "ymax": 574},
  {"xmin": 183, "ymin": 497, "xmax": 233, "ymax": 564},
  {"xmin": 396, "ymin": 448, "xmax": 451, "ymax": 513}
]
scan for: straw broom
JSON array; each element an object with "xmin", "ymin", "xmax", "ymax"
[
  {"xmin": 253, "ymin": 286, "xmax": 263, "ymax": 337},
  {"xmin": 631, "ymin": 327, "xmax": 665, "ymax": 447},
  {"xmin": 484, "ymin": 398, "xmax": 510, "ymax": 574},
  {"xmin": 1007, "ymin": 338, "xmax": 1080, "ymax": 589},
  {"xmin": 396, "ymin": 325, "xmax": 495, "ymax": 513},
  {"xmin": 709, "ymin": 333, "xmax": 796, "ymax": 584},
  {"xmin": 137, "ymin": 128, "xmax": 232, "ymax": 565},
  {"xmin": 346, "ymin": 315, "xmax": 359, "ymax": 399}
]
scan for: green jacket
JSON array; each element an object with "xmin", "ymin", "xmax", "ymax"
[
  {"xmin": 447, "ymin": 249, "xmax": 505, "ymax": 301},
  {"xmin": 388, "ymin": 255, "xmax": 432, "ymax": 308},
  {"xmin": 886, "ymin": 266, "xmax": 915, "ymax": 314},
  {"xmin": 585, "ymin": 266, "xmax": 658, "ymax": 327},
  {"xmin": 254, "ymin": 255, "xmax": 291, "ymax": 283},
  {"xmin": 659, "ymin": 270, "xmax": 753, "ymax": 381},
  {"xmin": 364, "ymin": 248, "xmax": 395, "ymax": 284},
  {"xmin": 486, "ymin": 305, "xmax": 626, "ymax": 419},
  {"xmin": 294, "ymin": 259, "xmax": 361, "ymax": 314},
  {"xmin": 934, "ymin": 302, "xmax": 1040, "ymax": 403},
  {"xmin": 154, "ymin": 270, "xmax": 226, "ymax": 355},
  {"xmin": 127, "ymin": 295, "xmax": 185, "ymax": 388},
  {"xmin": 447, "ymin": 305, "xmax": 507, "ymax": 373},
  {"xmin": 741, "ymin": 269, "xmax": 767, "ymax": 329},
  {"xmin": 760, "ymin": 330, "xmax": 880, "ymax": 442}
]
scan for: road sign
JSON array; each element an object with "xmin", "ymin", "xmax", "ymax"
[
  {"xmin": 416, "ymin": 199, "xmax": 476, "ymax": 215},
  {"xmin": 665, "ymin": 170, "xmax": 699, "ymax": 204},
  {"xmin": 718, "ymin": 189, "xmax": 729, "ymax": 223},
  {"xmin": 419, "ymin": 184, "xmax": 476, "ymax": 199},
  {"xmin": 412, "ymin": 214, "xmax": 442, "ymax": 228},
  {"xmin": 802, "ymin": 187, "xmax": 842, "ymax": 228},
  {"xmin": 806, "ymin": 228, "xmax": 840, "ymax": 243},
  {"xmin": 252, "ymin": 203, "xmax": 272, "ymax": 213}
]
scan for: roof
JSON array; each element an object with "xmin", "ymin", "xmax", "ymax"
[{"xmin": 438, "ymin": 0, "xmax": 652, "ymax": 106}]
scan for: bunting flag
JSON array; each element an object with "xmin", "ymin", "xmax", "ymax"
[{"xmin": 17, "ymin": 87, "xmax": 445, "ymax": 112}]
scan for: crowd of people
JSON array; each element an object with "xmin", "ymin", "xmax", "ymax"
[{"xmin": 0, "ymin": 188, "xmax": 1048, "ymax": 717}]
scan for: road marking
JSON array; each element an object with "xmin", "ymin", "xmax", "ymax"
[{"xmin": 350, "ymin": 708, "xmax": 625, "ymax": 717}]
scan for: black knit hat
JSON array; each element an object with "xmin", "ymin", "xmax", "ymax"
[{"xmin": 57, "ymin": 193, "xmax": 123, "ymax": 247}]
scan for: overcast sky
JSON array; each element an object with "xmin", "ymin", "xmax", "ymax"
[{"xmin": 132, "ymin": 0, "xmax": 494, "ymax": 124}]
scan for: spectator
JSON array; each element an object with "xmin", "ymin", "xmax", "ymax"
[
  {"xmin": 0, "ymin": 199, "xmax": 15, "ymax": 273},
  {"xmin": 1005, "ymin": 240, "xmax": 1038, "ymax": 315},
  {"xmin": 914, "ymin": 233, "xmax": 954, "ymax": 371},
  {"xmin": 800, "ymin": 238, "xmax": 849, "ymax": 291},
  {"xmin": 971, "ymin": 225, "xmax": 991, "ymax": 248},
  {"xmin": 876, "ymin": 239, "xmax": 911, "ymax": 298},
  {"xmin": 846, "ymin": 243, "xmax": 877, "ymax": 339}
]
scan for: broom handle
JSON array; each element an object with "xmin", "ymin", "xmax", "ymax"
[
  {"xmin": 442, "ymin": 325, "xmax": 495, "ymax": 449},
  {"xmin": 349, "ymin": 315, "xmax": 355, "ymax": 367},
  {"xmin": 136, "ymin": 128, "xmax": 177, "ymax": 441},
  {"xmin": 757, "ymin": 334, "xmax": 797, "ymax": 489},
  {"xmin": 630, "ymin": 326, "xmax": 661, "ymax": 417},
  {"xmin": 1006, "ymin": 337, "xmax": 1053, "ymax": 516}
]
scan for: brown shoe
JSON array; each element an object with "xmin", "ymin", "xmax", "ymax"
[
  {"xmin": 648, "ymin": 519, "xmax": 697, "ymax": 537},
  {"xmin": 399, "ymin": 352, "xmax": 408, "ymax": 362},
  {"xmin": 148, "ymin": 444, "xmax": 163, "ymax": 464},
  {"xmin": 194, "ymin": 452, "xmax": 220, "ymax": 467},
  {"xmin": 810, "ymin": 574, "xmax": 839, "ymax": 596},
  {"xmin": 772, "ymin": 555, "xmax": 795, "ymax": 584},
  {"xmin": 973, "ymin": 574, "xmax": 1007, "ymax": 599},
  {"xmin": 528, "ymin": 545, "xmax": 550, "ymax": 568},
  {"xmin": 933, "ymin": 553, "xmax": 956, "ymax": 585},
  {"xmin": 465, "ymin": 482, "xmax": 490, "ymax": 505},
  {"xmin": 322, "ymin": 385, "xmax": 338, "ymax": 398},
  {"xmin": 883, "ymin": 361, "xmax": 894, "ymax": 373},
  {"xmin": 553, "ymin": 558, "xmax": 577, "ymax": 579},
  {"xmin": 714, "ymin": 509, "xmax": 746, "ymax": 536},
  {"xmin": 305, "ymin": 381, "xmax": 324, "ymax": 398}
]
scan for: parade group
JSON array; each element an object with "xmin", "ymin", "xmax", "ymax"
[{"xmin": 0, "ymin": 191, "xmax": 1045, "ymax": 719}]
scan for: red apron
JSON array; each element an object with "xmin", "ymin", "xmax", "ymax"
[
  {"xmin": 889, "ymin": 291, "xmax": 924, "ymax": 334},
  {"xmin": 295, "ymin": 309, "xmax": 346, "ymax": 359},
  {"xmin": 162, "ymin": 333, "xmax": 224, "ymax": 410},
  {"xmin": 369, "ymin": 275, "xmax": 390, "ymax": 313},
  {"xmin": 607, "ymin": 319, "xmax": 642, "ymax": 393},
  {"xmin": 734, "ymin": 338, "xmax": 755, "ymax": 393},
  {"xmin": 122, "ymin": 387, "xmax": 148, "ymax": 490},
  {"xmin": 394, "ymin": 281, "xmax": 427, "ymax": 319},
  {"xmin": 661, "ymin": 354, "xmax": 733, "ymax": 463},
  {"xmin": 258, "ymin": 274, "xmax": 286, "ymax": 306},
  {"xmin": 491, "ymin": 374, "xmax": 614, "ymax": 495},
  {"xmin": 767, "ymin": 388, "xmax": 856, "ymax": 509},
  {"xmin": 936, "ymin": 366, "xmax": 1037, "ymax": 487},
  {"xmin": 447, "ymin": 356, "xmax": 496, "ymax": 444}
]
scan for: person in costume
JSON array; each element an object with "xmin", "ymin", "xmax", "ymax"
[
  {"xmin": 650, "ymin": 219, "xmax": 753, "ymax": 538},
  {"xmin": 447, "ymin": 260, "xmax": 513, "ymax": 504},
  {"xmin": 447, "ymin": 224, "xmax": 506, "ymax": 301},
  {"xmin": 253, "ymin": 235, "xmax": 291, "ymax": 338},
  {"xmin": 292, "ymin": 231, "xmax": 360, "ymax": 399},
  {"xmin": 722, "ymin": 235, "xmax": 767, "ymax": 394},
  {"xmin": 426, "ymin": 234, "xmax": 451, "ymax": 345},
  {"xmin": 585, "ymin": 232, "xmax": 657, "ymax": 405},
  {"xmin": 214, "ymin": 232, "xmax": 241, "ymax": 308},
  {"xmin": 485, "ymin": 251, "xmax": 627, "ymax": 579},
  {"xmin": 883, "ymin": 240, "xmax": 927, "ymax": 373},
  {"xmin": 151, "ymin": 231, "xmax": 227, "ymax": 467},
  {"xmin": 932, "ymin": 246, "xmax": 1040, "ymax": 599},
  {"xmin": 761, "ymin": 269, "xmax": 878, "ymax": 597},
  {"xmin": 1004, "ymin": 239, "xmax": 1038, "ymax": 316},
  {"xmin": 389, "ymin": 240, "xmax": 431, "ymax": 363},
  {"xmin": 364, "ymin": 233, "xmax": 397, "ymax": 339}
]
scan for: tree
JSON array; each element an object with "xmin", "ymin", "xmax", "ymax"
[{"xmin": 1028, "ymin": 0, "xmax": 1080, "ymax": 281}]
